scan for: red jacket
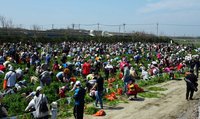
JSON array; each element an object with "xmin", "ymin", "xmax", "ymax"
[
  {"xmin": 82, "ymin": 62, "xmax": 91, "ymax": 75},
  {"xmin": 0, "ymin": 65, "xmax": 6, "ymax": 71}
]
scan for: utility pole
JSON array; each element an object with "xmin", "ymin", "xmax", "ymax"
[
  {"xmin": 72, "ymin": 24, "xmax": 75, "ymax": 30},
  {"xmin": 123, "ymin": 23, "xmax": 126, "ymax": 33},
  {"xmin": 156, "ymin": 22, "xmax": 159, "ymax": 36},
  {"xmin": 78, "ymin": 24, "xmax": 80, "ymax": 30},
  {"xmin": 123, "ymin": 23, "xmax": 126, "ymax": 36},
  {"xmin": 52, "ymin": 24, "xmax": 54, "ymax": 29},
  {"xmin": 19, "ymin": 24, "xmax": 23, "ymax": 29},
  {"xmin": 97, "ymin": 23, "xmax": 100, "ymax": 31}
]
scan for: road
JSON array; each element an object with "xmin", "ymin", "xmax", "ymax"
[{"xmin": 84, "ymin": 79, "xmax": 200, "ymax": 119}]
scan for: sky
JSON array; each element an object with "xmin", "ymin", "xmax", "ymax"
[{"xmin": 0, "ymin": 0, "xmax": 200, "ymax": 36}]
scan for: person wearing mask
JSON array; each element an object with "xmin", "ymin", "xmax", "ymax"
[{"xmin": 73, "ymin": 81, "xmax": 86, "ymax": 119}]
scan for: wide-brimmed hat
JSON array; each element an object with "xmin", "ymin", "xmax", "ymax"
[
  {"xmin": 36, "ymin": 86, "xmax": 42, "ymax": 91},
  {"xmin": 75, "ymin": 81, "xmax": 81, "ymax": 86}
]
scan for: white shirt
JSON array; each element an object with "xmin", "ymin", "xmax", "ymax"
[
  {"xmin": 56, "ymin": 72, "xmax": 63, "ymax": 78},
  {"xmin": 33, "ymin": 94, "xmax": 49, "ymax": 118},
  {"xmin": 4, "ymin": 71, "xmax": 17, "ymax": 87},
  {"xmin": 141, "ymin": 70, "xmax": 149, "ymax": 80},
  {"xmin": 25, "ymin": 99, "xmax": 35, "ymax": 111},
  {"xmin": 105, "ymin": 64, "xmax": 113, "ymax": 69}
]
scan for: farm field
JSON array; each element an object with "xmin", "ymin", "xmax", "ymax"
[
  {"xmin": 1, "ymin": 0, "xmax": 200, "ymax": 119},
  {"xmin": 0, "ymin": 39, "xmax": 199, "ymax": 119},
  {"xmin": 173, "ymin": 38, "xmax": 200, "ymax": 47}
]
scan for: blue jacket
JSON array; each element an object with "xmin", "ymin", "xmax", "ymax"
[{"xmin": 74, "ymin": 87, "xmax": 86, "ymax": 105}]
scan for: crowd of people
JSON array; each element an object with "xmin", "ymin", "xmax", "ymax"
[{"xmin": 0, "ymin": 41, "xmax": 199, "ymax": 119}]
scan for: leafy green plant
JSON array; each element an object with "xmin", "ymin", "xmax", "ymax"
[
  {"xmin": 138, "ymin": 92, "xmax": 163, "ymax": 98},
  {"xmin": 17, "ymin": 113, "xmax": 32, "ymax": 119},
  {"xmin": 148, "ymin": 87, "xmax": 167, "ymax": 91},
  {"xmin": 3, "ymin": 94, "xmax": 28, "ymax": 116},
  {"xmin": 85, "ymin": 106, "xmax": 99, "ymax": 115},
  {"xmin": 107, "ymin": 100, "xmax": 120, "ymax": 107},
  {"xmin": 56, "ymin": 99, "xmax": 73, "ymax": 118},
  {"xmin": 138, "ymin": 73, "xmax": 173, "ymax": 87},
  {"xmin": 58, "ymin": 109, "xmax": 72, "ymax": 118},
  {"xmin": 85, "ymin": 94, "xmax": 94, "ymax": 103}
]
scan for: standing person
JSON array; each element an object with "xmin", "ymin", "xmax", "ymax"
[
  {"xmin": 91, "ymin": 72, "xmax": 104, "ymax": 109},
  {"xmin": 32, "ymin": 86, "xmax": 49, "ymax": 119},
  {"xmin": 73, "ymin": 81, "xmax": 86, "ymax": 119},
  {"xmin": 189, "ymin": 59, "xmax": 195, "ymax": 70},
  {"xmin": 0, "ymin": 93, "xmax": 8, "ymax": 118},
  {"xmin": 122, "ymin": 64, "xmax": 130, "ymax": 94},
  {"xmin": 82, "ymin": 60, "xmax": 91, "ymax": 78},
  {"xmin": 185, "ymin": 69, "xmax": 198, "ymax": 100},
  {"xmin": 195, "ymin": 57, "xmax": 200, "ymax": 78},
  {"xmin": 104, "ymin": 61, "xmax": 113, "ymax": 80}
]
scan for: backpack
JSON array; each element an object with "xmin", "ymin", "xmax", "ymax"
[{"xmin": 39, "ymin": 94, "xmax": 49, "ymax": 113}]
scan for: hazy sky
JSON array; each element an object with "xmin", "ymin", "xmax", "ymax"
[{"xmin": 0, "ymin": 0, "xmax": 200, "ymax": 36}]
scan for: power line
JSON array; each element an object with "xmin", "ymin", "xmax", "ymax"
[
  {"xmin": 160, "ymin": 24, "xmax": 200, "ymax": 27},
  {"xmin": 1, "ymin": 22, "xmax": 200, "ymax": 36},
  {"xmin": 100, "ymin": 24, "xmax": 121, "ymax": 27},
  {"xmin": 80, "ymin": 24, "xmax": 97, "ymax": 26},
  {"xmin": 127, "ymin": 23, "xmax": 155, "ymax": 26}
]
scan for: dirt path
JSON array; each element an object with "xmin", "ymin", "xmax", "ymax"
[{"xmin": 83, "ymin": 79, "xmax": 200, "ymax": 119}]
